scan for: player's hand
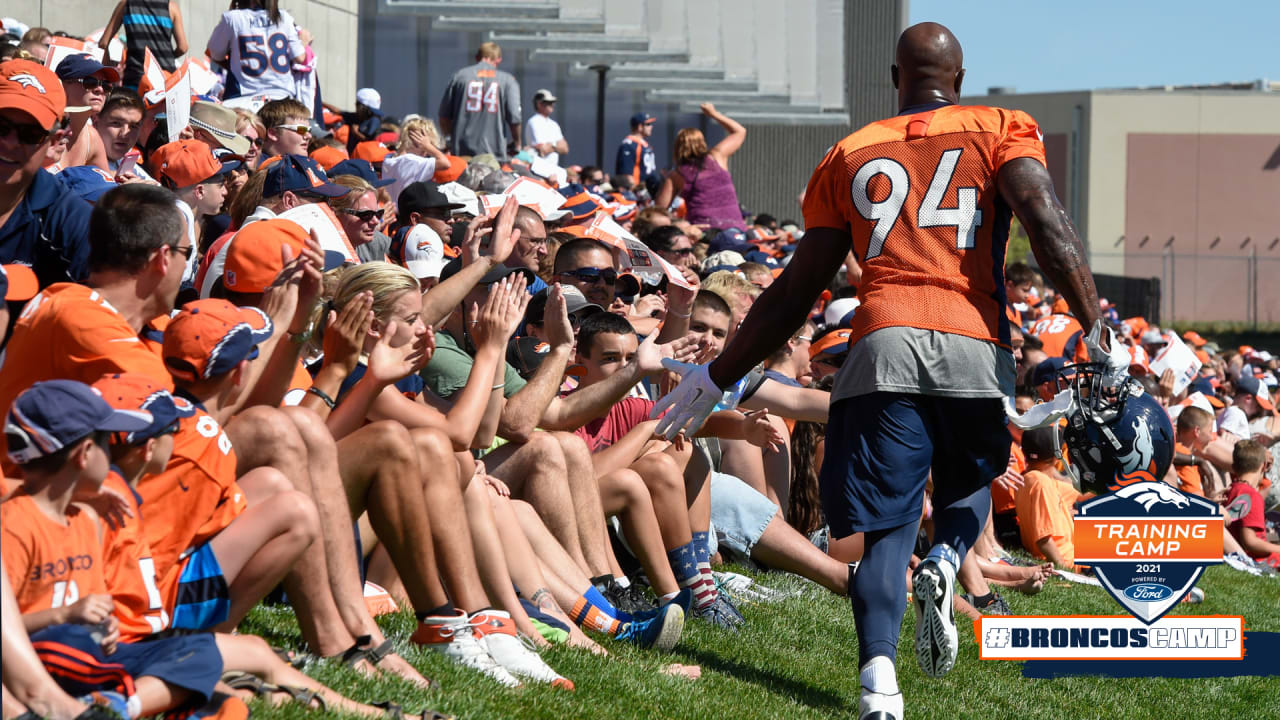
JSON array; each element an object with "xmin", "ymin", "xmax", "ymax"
[
  {"xmin": 63, "ymin": 594, "xmax": 114, "ymax": 626},
  {"xmin": 544, "ymin": 284, "xmax": 574, "ymax": 350},
  {"xmin": 72, "ymin": 485, "xmax": 134, "ymax": 530},
  {"xmin": 322, "ymin": 291, "xmax": 373, "ymax": 376},
  {"xmin": 742, "ymin": 408, "xmax": 784, "ymax": 452},
  {"xmin": 651, "ymin": 360, "xmax": 727, "ymax": 440},
  {"xmin": 1084, "ymin": 320, "xmax": 1128, "ymax": 387}
]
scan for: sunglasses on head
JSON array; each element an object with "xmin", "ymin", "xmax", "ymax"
[
  {"xmin": 340, "ymin": 207, "xmax": 384, "ymax": 223},
  {"xmin": 562, "ymin": 267, "xmax": 617, "ymax": 285},
  {"xmin": 77, "ymin": 76, "xmax": 114, "ymax": 91},
  {"xmin": 0, "ymin": 114, "xmax": 60, "ymax": 145},
  {"xmin": 275, "ymin": 123, "xmax": 311, "ymax": 136}
]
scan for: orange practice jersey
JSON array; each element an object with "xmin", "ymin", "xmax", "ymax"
[
  {"xmin": 1030, "ymin": 313, "xmax": 1089, "ymax": 363},
  {"xmin": 100, "ymin": 472, "xmax": 169, "ymax": 640},
  {"xmin": 803, "ymin": 105, "xmax": 1046, "ymax": 348},
  {"xmin": 1, "ymin": 493, "xmax": 108, "ymax": 614},
  {"xmin": 137, "ymin": 409, "xmax": 244, "ymax": 587},
  {"xmin": 0, "ymin": 284, "xmax": 173, "ymax": 473}
]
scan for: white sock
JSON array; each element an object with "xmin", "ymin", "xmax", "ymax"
[
  {"xmin": 860, "ymin": 656, "xmax": 899, "ymax": 694},
  {"xmin": 660, "ymin": 591, "xmax": 678, "ymax": 602},
  {"xmin": 613, "ymin": 575, "xmax": 632, "ymax": 589}
]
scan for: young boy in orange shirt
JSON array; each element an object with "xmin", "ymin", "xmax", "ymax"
[{"xmin": 1014, "ymin": 425, "xmax": 1089, "ymax": 570}]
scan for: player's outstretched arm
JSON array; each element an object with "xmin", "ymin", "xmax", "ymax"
[
  {"xmin": 708, "ymin": 226, "xmax": 850, "ymax": 388},
  {"xmin": 998, "ymin": 157, "xmax": 1100, "ymax": 331}
]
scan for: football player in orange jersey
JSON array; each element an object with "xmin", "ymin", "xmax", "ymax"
[
  {"xmin": 655, "ymin": 23, "xmax": 1101, "ymax": 720},
  {"xmin": 2, "ymin": 381, "xmax": 223, "ymax": 718}
]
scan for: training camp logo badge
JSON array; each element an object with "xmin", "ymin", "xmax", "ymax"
[{"xmin": 1073, "ymin": 481, "xmax": 1223, "ymax": 624}]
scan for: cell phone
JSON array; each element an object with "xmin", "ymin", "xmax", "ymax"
[{"xmin": 118, "ymin": 149, "xmax": 140, "ymax": 177}]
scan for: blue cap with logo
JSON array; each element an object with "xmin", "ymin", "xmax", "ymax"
[
  {"xmin": 630, "ymin": 112, "xmax": 656, "ymax": 127},
  {"xmin": 6, "ymin": 380, "xmax": 152, "ymax": 465},
  {"xmin": 53, "ymin": 53, "xmax": 120, "ymax": 83}
]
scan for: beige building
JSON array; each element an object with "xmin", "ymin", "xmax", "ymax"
[
  {"xmin": 967, "ymin": 85, "xmax": 1280, "ymax": 325},
  {"xmin": 5, "ymin": 0, "xmax": 359, "ymax": 108}
]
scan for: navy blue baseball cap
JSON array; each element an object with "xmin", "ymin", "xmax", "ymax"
[
  {"xmin": 6, "ymin": 380, "xmax": 152, "ymax": 465},
  {"xmin": 1031, "ymin": 357, "xmax": 1072, "ymax": 387},
  {"xmin": 58, "ymin": 166, "xmax": 117, "ymax": 203},
  {"xmin": 743, "ymin": 250, "xmax": 780, "ymax": 268},
  {"xmin": 708, "ymin": 228, "xmax": 753, "ymax": 255},
  {"xmin": 54, "ymin": 53, "xmax": 120, "ymax": 83},
  {"xmin": 328, "ymin": 158, "xmax": 394, "ymax": 188},
  {"xmin": 630, "ymin": 112, "xmax": 656, "ymax": 127},
  {"xmin": 262, "ymin": 155, "xmax": 351, "ymax": 199},
  {"xmin": 1188, "ymin": 376, "xmax": 1217, "ymax": 398}
]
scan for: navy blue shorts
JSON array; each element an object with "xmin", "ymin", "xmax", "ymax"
[
  {"xmin": 820, "ymin": 393, "xmax": 1011, "ymax": 538},
  {"xmin": 30, "ymin": 624, "xmax": 222, "ymax": 704}
]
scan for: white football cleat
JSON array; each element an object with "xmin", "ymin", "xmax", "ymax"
[
  {"xmin": 858, "ymin": 688, "xmax": 904, "ymax": 720},
  {"xmin": 913, "ymin": 544, "xmax": 959, "ymax": 678}
]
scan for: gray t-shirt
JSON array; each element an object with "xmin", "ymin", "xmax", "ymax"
[
  {"xmin": 356, "ymin": 231, "xmax": 392, "ymax": 264},
  {"xmin": 831, "ymin": 326, "xmax": 1015, "ymax": 403},
  {"xmin": 439, "ymin": 61, "xmax": 522, "ymax": 160}
]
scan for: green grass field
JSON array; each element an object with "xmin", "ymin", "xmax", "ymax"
[{"xmin": 238, "ymin": 563, "xmax": 1279, "ymax": 720}]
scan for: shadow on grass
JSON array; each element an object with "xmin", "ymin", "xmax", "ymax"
[{"xmin": 676, "ymin": 646, "xmax": 851, "ymax": 714}]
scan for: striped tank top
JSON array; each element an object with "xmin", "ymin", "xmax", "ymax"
[{"xmin": 122, "ymin": 0, "xmax": 178, "ymax": 88}]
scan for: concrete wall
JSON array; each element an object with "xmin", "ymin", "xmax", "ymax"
[{"xmin": 6, "ymin": 0, "xmax": 359, "ymax": 108}]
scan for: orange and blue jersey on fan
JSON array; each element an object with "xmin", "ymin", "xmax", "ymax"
[
  {"xmin": 99, "ymin": 471, "xmax": 171, "ymax": 641},
  {"xmin": 1030, "ymin": 312, "xmax": 1089, "ymax": 364},
  {"xmin": 802, "ymin": 104, "xmax": 1046, "ymax": 351}
]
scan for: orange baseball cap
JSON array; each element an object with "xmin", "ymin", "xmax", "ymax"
[
  {"xmin": 1, "ymin": 264, "xmax": 38, "ymax": 301},
  {"xmin": 809, "ymin": 328, "xmax": 852, "ymax": 360},
  {"xmin": 91, "ymin": 373, "xmax": 195, "ymax": 444},
  {"xmin": 310, "ymin": 144, "xmax": 349, "ymax": 171},
  {"xmin": 223, "ymin": 219, "xmax": 308, "ymax": 294},
  {"xmin": 434, "ymin": 155, "xmax": 466, "ymax": 183},
  {"xmin": 1182, "ymin": 331, "xmax": 1207, "ymax": 348},
  {"xmin": 150, "ymin": 139, "xmax": 231, "ymax": 189},
  {"xmin": 163, "ymin": 299, "xmax": 274, "ymax": 382},
  {"xmin": 0, "ymin": 59, "xmax": 70, "ymax": 130},
  {"xmin": 1194, "ymin": 349, "xmax": 1211, "ymax": 365},
  {"xmin": 352, "ymin": 141, "xmax": 391, "ymax": 163}
]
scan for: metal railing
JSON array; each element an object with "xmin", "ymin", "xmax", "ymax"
[{"xmin": 1090, "ymin": 250, "xmax": 1280, "ymax": 327}]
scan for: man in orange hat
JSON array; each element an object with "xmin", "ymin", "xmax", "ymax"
[{"xmin": 0, "ymin": 59, "xmax": 92, "ymax": 289}]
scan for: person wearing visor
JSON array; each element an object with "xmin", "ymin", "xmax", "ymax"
[{"xmin": 0, "ymin": 59, "xmax": 92, "ymax": 288}]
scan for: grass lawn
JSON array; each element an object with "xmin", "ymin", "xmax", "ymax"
[{"xmin": 238, "ymin": 563, "xmax": 1279, "ymax": 720}]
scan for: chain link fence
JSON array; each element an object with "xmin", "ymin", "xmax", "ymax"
[{"xmin": 1090, "ymin": 251, "xmax": 1280, "ymax": 327}]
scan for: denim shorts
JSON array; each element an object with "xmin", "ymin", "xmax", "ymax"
[{"xmin": 710, "ymin": 471, "xmax": 779, "ymax": 559}]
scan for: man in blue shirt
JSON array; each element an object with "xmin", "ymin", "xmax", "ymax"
[
  {"xmin": 615, "ymin": 112, "xmax": 661, "ymax": 197},
  {"xmin": 0, "ymin": 59, "xmax": 93, "ymax": 289}
]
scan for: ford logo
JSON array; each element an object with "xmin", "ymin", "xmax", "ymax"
[{"xmin": 1123, "ymin": 584, "xmax": 1173, "ymax": 601}]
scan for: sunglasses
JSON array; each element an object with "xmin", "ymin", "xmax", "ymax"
[
  {"xmin": 562, "ymin": 267, "xmax": 617, "ymax": 285},
  {"xmin": 0, "ymin": 114, "xmax": 58, "ymax": 145},
  {"xmin": 275, "ymin": 124, "xmax": 311, "ymax": 136},
  {"xmin": 340, "ymin": 207, "xmax": 384, "ymax": 223},
  {"xmin": 77, "ymin": 76, "xmax": 114, "ymax": 91},
  {"xmin": 167, "ymin": 244, "xmax": 195, "ymax": 260},
  {"xmin": 670, "ymin": 247, "xmax": 695, "ymax": 256}
]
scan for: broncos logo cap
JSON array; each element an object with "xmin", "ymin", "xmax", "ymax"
[
  {"xmin": 162, "ymin": 299, "xmax": 274, "ymax": 383},
  {"xmin": 5, "ymin": 380, "xmax": 152, "ymax": 465},
  {"xmin": 0, "ymin": 59, "xmax": 69, "ymax": 130}
]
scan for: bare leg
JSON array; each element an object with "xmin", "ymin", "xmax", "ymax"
[
  {"xmin": 761, "ymin": 416, "xmax": 792, "ymax": 513},
  {"xmin": 596, "ymin": 468, "xmax": 680, "ymax": 595},
  {"xmin": 486, "ymin": 433, "xmax": 588, "ymax": 573},
  {"xmin": 1, "ymin": 560, "xmax": 87, "ymax": 720},
  {"xmin": 460, "ymin": 474, "xmax": 541, "ymax": 638},
  {"xmin": 552, "ymin": 431, "xmax": 612, "ymax": 577},
  {"xmin": 631, "ymin": 452, "xmax": 694, "ymax": 550},
  {"xmin": 132, "ymin": 677, "xmax": 189, "ymax": 717},
  {"xmin": 681, "ymin": 444, "xmax": 712, "ymax": 536},
  {"xmin": 720, "ymin": 437, "xmax": 768, "ymax": 499},
  {"xmin": 750, "ymin": 511, "xmax": 849, "ymax": 595},
  {"xmin": 829, "ymin": 533, "xmax": 865, "ymax": 564},
  {"xmin": 407, "ymin": 430, "xmax": 487, "ymax": 611},
  {"xmin": 957, "ymin": 551, "xmax": 993, "ymax": 598}
]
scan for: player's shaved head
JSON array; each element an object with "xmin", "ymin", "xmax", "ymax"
[{"xmin": 892, "ymin": 22, "xmax": 965, "ymax": 109}]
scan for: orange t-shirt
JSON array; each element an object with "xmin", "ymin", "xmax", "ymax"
[
  {"xmin": 1173, "ymin": 442, "xmax": 1203, "ymax": 497},
  {"xmin": 991, "ymin": 441, "xmax": 1025, "ymax": 514},
  {"xmin": 1, "ymin": 493, "xmax": 108, "ymax": 614},
  {"xmin": 803, "ymin": 104, "xmax": 1046, "ymax": 349},
  {"xmin": 136, "ymin": 408, "xmax": 244, "ymax": 589},
  {"xmin": 99, "ymin": 472, "xmax": 169, "ymax": 640},
  {"xmin": 1015, "ymin": 469, "xmax": 1083, "ymax": 565},
  {"xmin": 0, "ymin": 284, "xmax": 173, "ymax": 474},
  {"xmin": 1030, "ymin": 313, "xmax": 1089, "ymax": 364}
]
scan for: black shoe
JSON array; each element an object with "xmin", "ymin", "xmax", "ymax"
[
  {"xmin": 963, "ymin": 591, "xmax": 1011, "ymax": 615},
  {"xmin": 622, "ymin": 582, "xmax": 657, "ymax": 613},
  {"xmin": 717, "ymin": 588, "xmax": 746, "ymax": 624},
  {"xmin": 607, "ymin": 581, "xmax": 655, "ymax": 616}
]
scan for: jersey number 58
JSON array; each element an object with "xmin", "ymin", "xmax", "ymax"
[{"xmin": 851, "ymin": 148, "xmax": 983, "ymax": 260}]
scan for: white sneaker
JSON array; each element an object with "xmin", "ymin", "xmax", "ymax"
[
  {"xmin": 913, "ymin": 545, "xmax": 959, "ymax": 678},
  {"xmin": 470, "ymin": 610, "xmax": 574, "ymax": 690},
  {"xmin": 411, "ymin": 610, "xmax": 521, "ymax": 687},
  {"xmin": 858, "ymin": 688, "xmax": 904, "ymax": 720}
]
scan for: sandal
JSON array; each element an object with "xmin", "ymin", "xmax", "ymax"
[
  {"xmin": 221, "ymin": 671, "xmax": 327, "ymax": 711},
  {"xmin": 338, "ymin": 636, "xmax": 438, "ymax": 689},
  {"xmin": 371, "ymin": 700, "xmax": 455, "ymax": 720},
  {"xmin": 272, "ymin": 645, "xmax": 312, "ymax": 669}
]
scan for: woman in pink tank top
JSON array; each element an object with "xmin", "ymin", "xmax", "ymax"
[{"xmin": 655, "ymin": 103, "xmax": 748, "ymax": 231}]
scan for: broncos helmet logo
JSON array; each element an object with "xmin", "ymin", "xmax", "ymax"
[
  {"xmin": 1116, "ymin": 418, "xmax": 1153, "ymax": 473},
  {"xmin": 1113, "ymin": 482, "xmax": 1190, "ymax": 511},
  {"xmin": 11, "ymin": 74, "xmax": 47, "ymax": 93}
]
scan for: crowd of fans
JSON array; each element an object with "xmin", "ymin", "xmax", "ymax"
[{"xmin": 0, "ymin": 9, "xmax": 1277, "ymax": 720}]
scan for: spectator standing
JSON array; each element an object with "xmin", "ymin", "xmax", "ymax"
[
  {"xmin": 207, "ymin": 0, "xmax": 306, "ymax": 102},
  {"xmin": 324, "ymin": 87, "xmax": 382, "ymax": 154},
  {"xmin": 100, "ymin": 0, "xmax": 188, "ymax": 91},
  {"xmin": 615, "ymin": 112, "xmax": 660, "ymax": 196},
  {"xmin": 0, "ymin": 60, "xmax": 92, "ymax": 289},
  {"xmin": 656, "ymin": 103, "xmax": 747, "ymax": 232},
  {"xmin": 438, "ymin": 42, "xmax": 521, "ymax": 160},
  {"xmin": 524, "ymin": 88, "xmax": 567, "ymax": 166}
]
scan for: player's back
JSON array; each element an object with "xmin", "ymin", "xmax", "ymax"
[
  {"xmin": 803, "ymin": 104, "xmax": 1045, "ymax": 350},
  {"xmin": 1, "ymin": 493, "xmax": 108, "ymax": 614},
  {"xmin": 443, "ymin": 61, "xmax": 518, "ymax": 158},
  {"xmin": 214, "ymin": 8, "xmax": 300, "ymax": 100},
  {"xmin": 1030, "ymin": 313, "xmax": 1088, "ymax": 363},
  {"xmin": 136, "ymin": 408, "xmax": 243, "ymax": 582}
]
